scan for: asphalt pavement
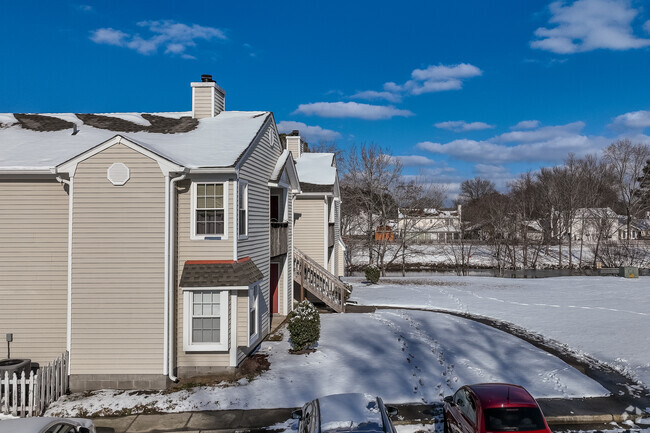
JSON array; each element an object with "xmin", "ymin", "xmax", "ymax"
[{"xmin": 91, "ymin": 396, "xmax": 649, "ymax": 433}]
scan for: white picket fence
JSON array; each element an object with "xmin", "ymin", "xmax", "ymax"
[{"xmin": 0, "ymin": 351, "xmax": 69, "ymax": 417}]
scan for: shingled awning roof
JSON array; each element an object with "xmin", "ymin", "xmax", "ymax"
[
  {"xmin": 180, "ymin": 257, "xmax": 264, "ymax": 288},
  {"xmin": 300, "ymin": 182, "xmax": 333, "ymax": 193}
]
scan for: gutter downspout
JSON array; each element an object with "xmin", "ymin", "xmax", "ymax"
[
  {"xmin": 230, "ymin": 177, "xmax": 239, "ymax": 366},
  {"xmin": 56, "ymin": 176, "xmax": 72, "ymax": 374},
  {"xmin": 163, "ymin": 176, "xmax": 170, "ymax": 376},
  {"xmin": 167, "ymin": 172, "xmax": 186, "ymax": 383}
]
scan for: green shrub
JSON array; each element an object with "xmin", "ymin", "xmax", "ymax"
[
  {"xmin": 365, "ymin": 266, "xmax": 380, "ymax": 284},
  {"xmin": 288, "ymin": 300, "xmax": 320, "ymax": 352}
]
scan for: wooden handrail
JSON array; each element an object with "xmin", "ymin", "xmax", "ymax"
[{"xmin": 294, "ymin": 248, "xmax": 348, "ymax": 313}]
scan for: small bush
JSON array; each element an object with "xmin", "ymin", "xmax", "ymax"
[
  {"xmin": 365, "ymin": 266, "xmax": 380, "ymax": 284},
  {"xmin": 288, "ymin": 300, "xmax": 320, "ymax": 352}
]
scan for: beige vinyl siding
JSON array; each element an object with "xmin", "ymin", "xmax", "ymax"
[
  {"xmin": 214, "ymin": 91, "xmax": 225, "ymax": 115},
  {"xmin": 0, "ymin": 179, "xmax": 68, "ymax": 364},
  {"xmin": 193, "ymin": 87, "xmax": 213, "ymax": 119},
  {"xmin": 71, "ymin": 144, "xmax": 165, "ymax": 375},
  {"xmin": 294, "ymin": 197, "xmax": 326, "ymax": 267},
  {"xmin": 236, "ymin": 291, "xmax": 248, "ymax": 347},
  {"xmin": 237, "ymin": 121, "xmax": 282, "ymax": 343},
  {"xmin": 175, "ymin": 176, "xmax": 236, "ymax": 368}
]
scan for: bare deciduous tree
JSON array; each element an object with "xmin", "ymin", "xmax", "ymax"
[
  {"xmin": 603, "ymin": 139, "xmax": 650, "ymax": 237},
  {"xmin": 343, "ymin": 144, "xmax": 402, "ymax": 275},
  {"xmin": 458, "ymin": 177, "xmax": 496, "ymax": 204},
  {"xmin": 394, "ymin": 179, "xmax": 446, "ymax": 276}
]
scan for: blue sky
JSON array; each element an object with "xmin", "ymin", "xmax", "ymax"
[{"xmin": 1, "ymin": 0, "xmax": 650, "ymax": 198}]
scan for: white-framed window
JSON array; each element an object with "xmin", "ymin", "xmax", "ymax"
[
  {"xmin": 239, "ymin": 181, "xmax": 248, "ymax": 238},
  {"xmin": 248, "ymin": 284, "xmax": 259, "ymax": 343},
  {"xmin": 191, "ymin": 182, "xmax": 228, "ymax": 239},
  {"xmin": 183, "ymin": 289, "xmax": 228, "ymax": 352}
]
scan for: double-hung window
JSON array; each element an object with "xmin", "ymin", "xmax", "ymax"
[
  {"xmin": 239, "ymin": 181, "xmax": 248, "ymax": 237},
  {"xmin": 194, "ymin": 183, "xmax": 225, "ymax": 237},
  {"xmin": 183, "ymin": 289, "xmax": 228, "ymax": 351}
]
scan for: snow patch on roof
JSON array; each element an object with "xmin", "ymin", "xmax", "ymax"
[
  {"xmin": 295, "ymin": 153, "xmax": 336, "ymax": 185},
  {"xmin": 0, "ymin": 113, "xmax": 17, "ymax": 125}
]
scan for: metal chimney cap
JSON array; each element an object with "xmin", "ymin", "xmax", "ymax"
[{"xmin": 201, "ymin": 74, "xmax": 215, "ymax": 82}]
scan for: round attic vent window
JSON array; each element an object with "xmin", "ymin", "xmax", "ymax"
[{"xmin": 107, "ymin": 162, "xmax": 130, "ymax": 186}]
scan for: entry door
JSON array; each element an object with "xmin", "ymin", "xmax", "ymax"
[
  {"xmin": 270, "ymin": 195, "xmax": 280, "ymax": 222},
  {"xmin": 270, "ymin": 263, "xmax": 280, "ymax": 315}
]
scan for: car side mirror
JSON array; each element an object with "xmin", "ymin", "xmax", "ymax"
[
  {"xmin": 77, "ymin": 428, "xmax": 91, "ymax": 433},
  {"xmin": 292, "ymin": 409, "xmax": 303, "ymax": 420},
  {"xmin": 444, "ymin": 396, "xmax": 454, "ymax": 404},
  {"xmin": 385, "ymin": 406, "xmax": 398, "ymax": 417}
]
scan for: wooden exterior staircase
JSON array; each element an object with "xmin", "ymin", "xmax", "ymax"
[{"xmin": 294, "ymin": 248, "xmax": 348, "ymax": 312}]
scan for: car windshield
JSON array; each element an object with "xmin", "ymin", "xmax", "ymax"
[{"xmin": 484, "ymin": 407, "xmax": 546, "ymax": 432}]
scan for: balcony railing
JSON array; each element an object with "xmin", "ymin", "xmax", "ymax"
[{"xmin": 270, "ymin": 222, "xmax": 289, "ymax": 257}]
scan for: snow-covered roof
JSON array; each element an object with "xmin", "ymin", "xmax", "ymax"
[
  {"xmin": 295, "ymin": 152, "xmax": 336, "ymax": 185},
  {"xmin": 270, "ymin": 149, "xmax": 291, "ymax": 182},
  {"xmin": 0, "ymin": 111, "xmax": 271, "ymax": 171}
]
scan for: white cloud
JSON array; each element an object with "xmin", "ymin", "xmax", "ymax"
[
  {"xmin": 645, "ymin": 20, "xmax": 650, "ymax": 33},
  {"xmin": 276, "ymin": 121, "xmax": 341, "ymax": 143},
  {"xmin": 349, "ymin": 90, "xmax": 402, "ymax": 103},
  {"xmin": 90, "ymin": 28, "xmax": 128, "ymax": 46},
  {"xmin": 435, "ymin": 120, "xmax": 495, "ymax": 132},
  {"xmin": 393, "ymin": 63, "xmax": 482, "ymax": 96},
  {"xmin": 417, "ymin": 122, "xmax": 609, "ymax": 164},
  {"xmin": 293, "ymin": 102, "xmax": 414, "ymax": 120},
  {"xmin": 609, "ymin": 110, "xmax": 650, "ymax": 130},
  {"xmin": 90, "ymin": 20, "xmax": 226, "ymax": 58},
  {"xmin": 77, "ymin": 4, "xmax": 93, "ymax": 12},
  {"xmin": 511, "ymin": 120, "xmax": 540, "ymax": 130},
  {"xmin": 496, "ymin": 122, "xmax": 585, "ymax": 143},
  {"xmin": 350, "ymin": 63, "xmax": 482, "ymax": 102},
  {"xmin": 393, "ymin": 155, "xmax": 438, "ymax": 166},
  {"xmin": 531, "ymin": 0, "xmax": 650, "ymax": 54}
]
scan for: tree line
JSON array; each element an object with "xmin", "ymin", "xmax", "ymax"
[{"xmin": 337, "ymin": 139, "xmax": 650, "ymax": 275}]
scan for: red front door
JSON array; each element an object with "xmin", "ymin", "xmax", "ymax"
[{"xmin": 270, "ymin": 263, "xmax": 279, "ymax": 315}]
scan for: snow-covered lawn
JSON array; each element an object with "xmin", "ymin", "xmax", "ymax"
[
  {"xmin": 349, "ymin": 275, "xmax": 650, "ymax": 388},
  {"xmin": 46, "ymin": 308, "xmax": 606, "ymax": 416},
  {"xmin": 352, "ymin": 243, "xmax": 650, "ymax": 269}
]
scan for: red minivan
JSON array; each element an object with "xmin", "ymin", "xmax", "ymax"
[{"xmin": 443, "ymin": 383, "xmax": 552, "ymax": 433}]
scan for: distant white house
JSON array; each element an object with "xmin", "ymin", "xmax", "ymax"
[
  {"xmin": 569, "ymin": 208, "xmax": 619, "ymax": 241},
  {"xmin": 397, "ymin": 206, "xmax": 462, "ymax": 243}
]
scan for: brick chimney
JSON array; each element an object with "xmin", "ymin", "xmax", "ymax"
[{"xmin": 191, "ymin": 74, "xmax": 226, "ymax": 118}]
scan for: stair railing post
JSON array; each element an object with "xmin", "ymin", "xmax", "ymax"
[{"xmin": 300, "ymin": 255, "xmax": 305, "ymax": 302}]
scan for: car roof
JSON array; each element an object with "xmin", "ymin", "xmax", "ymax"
[
  {"xmin": 315, "ymin": 393, "xmax": 385, "ymax": 433},
  {"xmin": 467, "ymin": 383, "xmax": 538, "ymax": 409},
  {"xmin": 0, "ymin": 416, "xmax": 92, "ymax": 433}
]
